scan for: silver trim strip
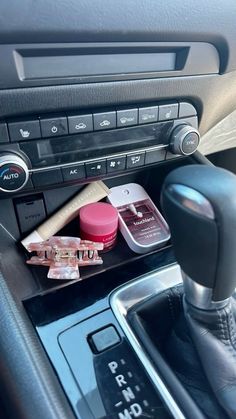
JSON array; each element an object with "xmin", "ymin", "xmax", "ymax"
[
  {"xmin": 29, "ymin": 144, "xmax": 168, "ymax": 173},
  {"xmin": 110, "ymin": 263, "xmax": 185, "ymax": 419},
  {"xmin": 183, "ymin": 274, "xmax": 229, "ymax": 310}
]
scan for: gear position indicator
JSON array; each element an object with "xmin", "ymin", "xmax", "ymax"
[
  {"xmin": 94, "ymin": 340, "xmax": 171, "ymax": 418},
  {"xmin": 59, "ymin": 310, "xmax": 172, "ymax": 419}
]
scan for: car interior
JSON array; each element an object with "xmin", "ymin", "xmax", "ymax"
[{"xmin": 1, "ymin": 1, "xmax": 236, "ymax": 418}]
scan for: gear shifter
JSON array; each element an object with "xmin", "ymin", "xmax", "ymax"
[
  {"xmin": 160, "ymin": 164, "xmax": 236, "ymax": 418},
  {"xmin": 162, "ymin": 164, "xmax": 236, "ymax": 309}
]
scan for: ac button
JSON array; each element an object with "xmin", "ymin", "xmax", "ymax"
[{"xmin": 62, "ymin": 165, "xmax": 86, "ymax": 182}]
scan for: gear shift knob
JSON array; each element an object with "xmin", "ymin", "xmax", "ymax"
[{"xmin": 161, "ymin": 164, "xmax": 236, "ymax": 308}]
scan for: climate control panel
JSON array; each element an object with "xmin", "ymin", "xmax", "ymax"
[{"xmin": 0, "ymin": 101, "xmax": 199, "ymax": 194}]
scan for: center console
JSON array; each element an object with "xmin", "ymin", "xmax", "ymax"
[
  {"xmin": 0, "ymin": 93, "xmax": 204, "ymax": 419},
  {"xmin": 1, "ymin": 1, "xmax": 236, "ymax": 417}
]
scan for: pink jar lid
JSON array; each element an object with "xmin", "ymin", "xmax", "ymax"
[{"xmin": 80, "ymin": 202, "xmax": 118, "ymax": 236}]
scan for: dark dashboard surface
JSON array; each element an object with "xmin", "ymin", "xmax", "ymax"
[
  {"xmin": 0, "ymin": 0, "xmax": 235, "ymax": 69},
  {"xmin": 1, "ymin": 1, "xmax": 236, "ymax": 419},
  {"xmin": 0, "ymin": 0, "xmax": 236, "ymax": 141}
]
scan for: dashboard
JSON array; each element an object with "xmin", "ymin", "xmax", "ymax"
[{"xmin": 1, "ymin": 1, "xmax": 236, "ymax": 419}]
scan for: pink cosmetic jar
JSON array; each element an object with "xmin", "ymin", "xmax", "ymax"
[{"xmin": 80, "ymin": 202, "xmax": 118, "ymax": 251}]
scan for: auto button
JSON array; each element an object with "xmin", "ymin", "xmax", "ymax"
[{"xmin": 0, "ymin": 154, "xmax": 29, "ymax": 192}]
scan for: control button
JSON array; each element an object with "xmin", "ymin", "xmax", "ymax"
[
  {"xmin": 159, "ymin": 103, "xmax": 178, "ymax": 121},
  {"xmin": 62, "ymin": 164, "xmax": 86, "ymax": 182},
  {"xmin": 127, "ymin": 152, "xmax": 145, "ymax": 169},
  {"xmin": 40, "ymin": 116, "xmax": 68, "ymax": 138},
  {"xmin": 32, "ymin": 168, "xmax": 63, "ymax": 188},
  {"xmin": 139, "ymin": 106, "xmax": 158, "ymax": 125},
  {"xmin": 145, "ymin": 148, "xmax": 166, "ymax": 164},
  {"xmin": 179, "ymin": 102, "xmax": 197, "ymax": 118},
  {"xmin": 8, "ymin": 119, "xmax": 41, "ymax": 142},
  {"xmin": 68, "ymin": 114, "xmax": 93, "ymax": 134},
  {"xmin": 182, "ymin": 132, "xmax": 200, "ymax": 155},
  {"xmin": 15, "ymin": 198, "xmax": 46, "ymax": 234},
  {"xmin": 107, "ymin": 156, "xmax": 126, "ymax": 173},
  {"xmin": 117, "ymin": 109, "xmax": 138, "ymax": 128},
  {"xmin": 0, "ymin": 155, "xmax": 29, "ymax": 192},
  {"xmin": 0, "ymin": 164, "xmax": 27, "ymax": 192},
  {"xmin": 85, "ymin": 160, "xmax": 106, "ymax": 177},
  {"xmin": 0, "ymin": 123, "xmax": 9, "ymax": 143},
  {"xmin": 90, "ymin": 326, "xmax": 120, "ymax": 353},
  {"xmin": 93, "ymin": 112, "xmax": 116, "ymax": 131},
  {"xmin": 170, "ymin": 124, "xmax": 200, "ymax": 156}
]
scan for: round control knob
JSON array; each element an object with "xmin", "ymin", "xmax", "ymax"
[
  {"xmin": 170, "ymin": 124, "xmax": 200, "ymax": 156},
  {"xmin": 0, "ymin": 154, "xmax": 29, "ymax": 192}
]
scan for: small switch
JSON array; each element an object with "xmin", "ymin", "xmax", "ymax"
[
  {"xmin": 179, "ymin": 102, "xmax": 197, "ymax": 118},
  {"xmin": 159, "ymin": 103, "xmax": 178, "ymax": 121},
  {"xmin": 93, "ymin": 112, "xmax": 116, "ymax": 131},
  {"xmin": 15, "ymin": 197, "xmax": 46, "ymax": 234},
  {"xmin": 8, "ymin": 119, "xmax": 41, "ymax": 142},
  {"xmin": 139, "ymin": 106, "xmax": 158, "ymax": 124},
  {"xmin": 107, "ymin": 156, "xmax": 126, "ymax": 173},
  {"xmin": 0, "ymin": 123, "xmax": 9, "ymax": 143},
  {"xmin": 62, "ymin": 164, "xmax": 86, "ymax": 182},
  {"xmin": 85, "ymin": 160, "xmax": 106, "ymax": 177},
  {"xmin": 32, "ymin": 168, "xmax": 63, "ymax": 187},
  {"xmin": 68, "ymin": 114, "xmax": 93, "ymax": 134},
  {"xmin": 40, "ymin": 116, "xmax": 68, "ymax": 138},
  {"xmin": 145, "ymin": 148, "xmax": 166, "ymax": 164},
  {"xmin": 117, "ymin": 109, "xmax": 138, "ymax": 127},
  {"xmin": 127, "ymin": 152, "xmax": 145, "ymax": 169},
  {"xmin": 90, "ymin": 326, "xmax": 120, "ymax": 353}
]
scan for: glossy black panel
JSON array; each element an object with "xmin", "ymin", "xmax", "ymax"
[
  {"xmin": 58, "ymin": 309, "xmax": 171, "ymax": 418},
  {"xmin": 20, "ymin": 122, "xmax": 171, "ymax": 168},
  {"xmin": 25, "ymin": 246, "xmax": 175, "ymax": 326}
]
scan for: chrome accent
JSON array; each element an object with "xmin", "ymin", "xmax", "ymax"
[
  {"xmin": 28, "ymin": 144, "xmax": 168, "ymax": 173},
  {"xmin": 179, "ymin": 126, "xmax": 200, "ymax": 156},
  {"xmin": 183, "ymin": 274, "xmax": 229, "ymax": 310},
  {"xmin": 170, "ymin": 124, "xmax": 200, "ymax": 156},
  {"xmin": 0, "ymin": 154, "xmax": 29, "ymax": 193},
  {"xmin": 110, "ymin": 263, "xmax": 185, "ymax": 419},
  {"xmin": 167, "ymin": 184, "xmax": 215, "ymax": 220},
  {"xmin": 0, "ymin": 223, "xmax": 17, "ymax": 241}
]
